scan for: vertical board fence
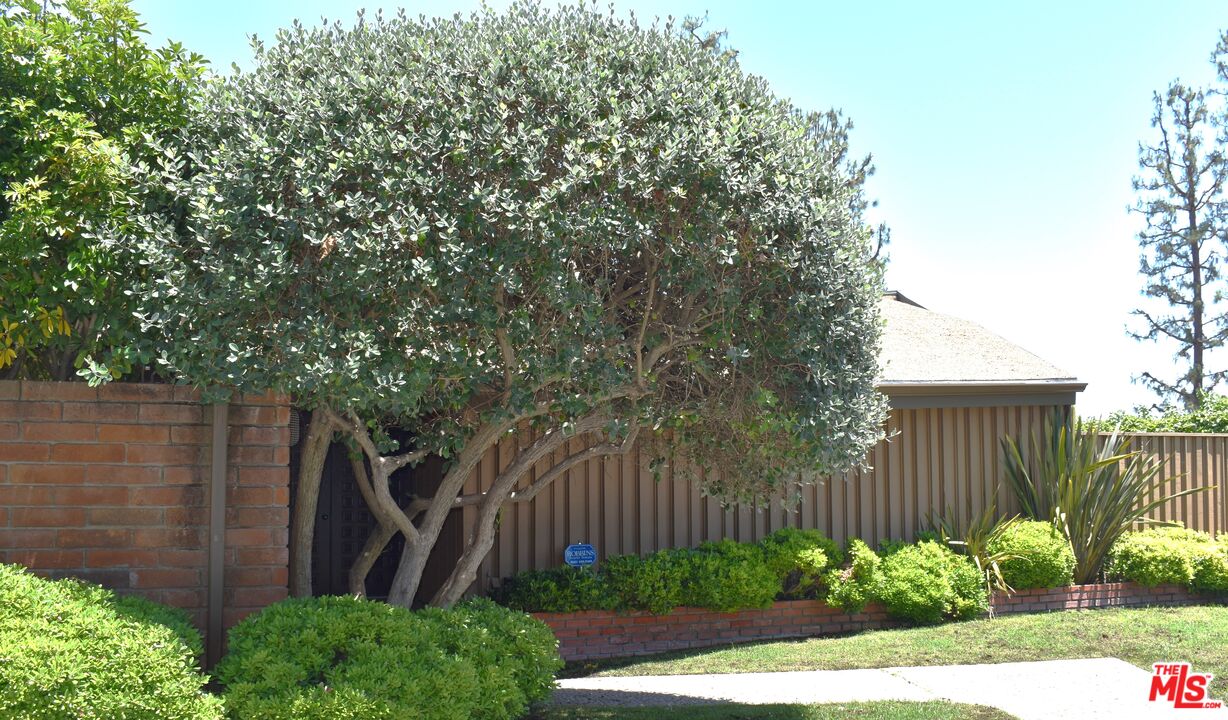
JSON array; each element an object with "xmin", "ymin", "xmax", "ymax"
[
  {"xmin": 461, "ymin": 404, "xmax": 1071, "ymax": 592},
  {"xmin": 1127, "ymin": 433, "xmax": 1227, "ymax": 539}
]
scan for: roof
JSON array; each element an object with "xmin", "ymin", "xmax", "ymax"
[{"xmin": 877, "ymin": 292, "xmax": 1084, "ymax": 406}]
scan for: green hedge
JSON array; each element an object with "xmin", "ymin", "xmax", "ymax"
[
  {"xmin": 215, "ymin": 596, "xmax": 561, "ymax": 720},
  {"xmin": 498, "ymin": 528, "xmax": 840, "ymax": 614},
  {"xmin": 496, "ymin": 525, "xmax": 1227, "ymax": 625},
  {"xmin": 989, "ymin": 520, "xmax": 1076, "ymax": 590},
  {"xmin": 0, "ymin": 564, "xmax": 221, "ymax": 720},
  {"xmin": 874, "ymin": 540, "xmax": 989, "ymax": 624},
  {"xmin": 1107, "ymin": 526, "xmax": 1228, "ymax": 593}
]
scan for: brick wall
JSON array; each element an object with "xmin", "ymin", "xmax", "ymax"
[
  {"xmin": 0, "ymin": 380, "xmax": 290, "ymax": 630},
  {"xmin": 535, "ymin": 582, "xmax": 1225, "ymax": 662}
]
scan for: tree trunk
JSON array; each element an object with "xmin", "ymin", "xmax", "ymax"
[
  {"xmin": 348, "ymin": 523, "xmax": 396, "ymax": 597},
  {"xmin": 345, "ymin": 452, "xmax": 396, "ymax": 597},
  {"xmin": 288, "ymin": 411, "xmax": 333, "ymax": 597},
  {"xmin": 432, "ymin": 498, "xmax": 501, "ymax": 606}
]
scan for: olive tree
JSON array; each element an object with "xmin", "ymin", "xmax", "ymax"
[{"xmin": 126, "ymin": 4, "xmax": 888, "ymax": 607}]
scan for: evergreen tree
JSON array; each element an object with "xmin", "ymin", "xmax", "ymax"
[{"xmin": 1130, "ymin": 80, "xmax": 1227, "ymax": 409}]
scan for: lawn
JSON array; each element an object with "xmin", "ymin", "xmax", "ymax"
[
  {"xmin": 532, "ymin": 701, "xmax": 1013, "ymax": 720},
  {"xmin": 571, "ymin": 605, "xmax": 1228, "ymax": 696}
]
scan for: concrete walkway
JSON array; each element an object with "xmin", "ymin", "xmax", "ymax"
[{"xmin": 553, "ymin": 658, "xmax": 1228, "ymax": 719}]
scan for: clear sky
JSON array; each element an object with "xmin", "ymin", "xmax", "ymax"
[{"xmin": 131, "ymin": 0, "xmax": 1228, "ymax": 416}]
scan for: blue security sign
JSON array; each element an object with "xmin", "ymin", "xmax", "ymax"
[{"xmin": 563, "ymin": 543, "xmax": 597, "ymax": 567}]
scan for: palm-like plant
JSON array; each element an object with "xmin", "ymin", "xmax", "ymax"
[
  {"xmin": 1001, "ymin": 413, "xmax": 1208, "ymax": 584},
  {"xmin": 927, "ymin": 502, "xmax": 1022, "ymax": 600}
]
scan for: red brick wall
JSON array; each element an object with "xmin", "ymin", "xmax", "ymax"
[
  {"xmin": 535, "ymin": 582, "xmax": 1225, "ymax": 662},
  {"xmin": 0, "ymin": 380, "xmax": 290, "ymax": 629}
]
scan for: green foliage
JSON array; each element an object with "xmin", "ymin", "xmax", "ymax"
[
  {"xmin": 926, "ymin": 504, "xmax": 1022, "ymax": 596},
  {"xmin": 602, "ymin": 552, "xmax": 689, "ymax": 615},
  {"xmin": 823, "ymin": 539, "xmax": 881, "ymax": 614},
  {"xmin": 988, "ymin": 521, "xmax": 1075, "ymax": 590},
  {"xmin": 1107, "ymin": 526, "xmax": 1228, "ymax": 593},
  {"xmin": 1088, "ymin": 394, "xmax": 1228, "ymax": 433},
  {"xmin": 215, "ymin": 595, "xmax": 561, "ymax": 720},
  {"xmin": 0, "ymin": 0, "xmax": 206, "ymax": 380},
  {"xmin": 759, "ymin": 528, "xmax": 844, "ymax": 599},
  {"xmin": 874, "ymin": 541, "xmax": 988, "ymax": 624},
  {"xmin": 0, "ymin": 563, "xmax": 220, "ymax": 720},
  {"xmin": 602, "ymin": 543, "xmax": 779, "ymax": 614},
  {"xmin": 127, "ymin": 2, "xmax": 887, "ymax": 503},
  {"xmin": 685, "ymin": 540, "xmax": 780, "ymax": 612},
  {"xmin": 1002, "ymin": 413, "xmax": 1206, "ymax": 583},
  {"xmin": 496, "ymin": 566, "xmax": 612, "ymax": 613}
]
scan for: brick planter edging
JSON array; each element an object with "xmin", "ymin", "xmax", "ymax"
[{"xmin": 533, "ymin": 582, "xmax": 1225, "ymax": 663}]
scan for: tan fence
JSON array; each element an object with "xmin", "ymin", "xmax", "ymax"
[
  {"xmin": 1126, "ymin": 433, "xmax": 1227, "ymax": 538},
  {"xmin": 461, "ymin": 404, "xmax": 1079, "ymax": 591},
  {"xmin": 457, "ymin": 413, "xmax": 1228, "ymax": 591}
]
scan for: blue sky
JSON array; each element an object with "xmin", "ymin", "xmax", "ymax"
[{"xmin": 132, "ymin": 0, "xmax": 1228, "ymax": 416}]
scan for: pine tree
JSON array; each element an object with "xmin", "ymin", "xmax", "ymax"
[{"xmin": 1130, "ymin": 80, "xmax": 1227, "ymax": 409}]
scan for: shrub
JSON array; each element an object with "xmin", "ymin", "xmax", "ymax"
[
  {"xmin": 1107, "ymin": 526, "xmax": 1228, "ymax": 594},
  {"xmin": 495, "ymin": 566, "xmax": 611, "ymax": 613},
  {"xmin": 684, "ymin": 540, "xmax": 780, "ymax": 611},
  {"xmin": 416, "ymin": 598, "xmax": 562, "ymax": 711},
  {"xmin": 601, "ymin": 551, "xmax": 689, "ymax": 614},
  {"xmin": 989, "ymin": 520, "xmax": 1076, "ymax": 590},
  {"xmin": 759, "ymin": 528, "xmax": 844, "ymax": 598},
  {"xmin": 215, "ymin": 595, "xmax": 561, "ymax": 720},
  {"xmin": 824, "ymin": 539, "xmax": 881, "ymax": 613},
  {"xmin": 0, "ymin": 564, "xmax": 221, "ymax": 720},
  {"xmin": 874, "ymin": 541, "xmax": 988, "ymax": 624},
  {"xmin": 1192, "ymin": 545, "xmax": 1228, "ymax": 593}
]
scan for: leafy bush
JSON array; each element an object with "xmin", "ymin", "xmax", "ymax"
[
  {"xmin": 989, "ymin": 521, "xmax": 1075, "ymax": 590},
  {"xmin": 1107, "ymin": 526, "xmax": 1228, "ymax": 593},
  {"xmin": 602, "ymin": 551, "xmax": 689, "ymax": 614},
  {"xmin": 1193, "ymin": 545, "xmax": 1228, "ymax": 593},
  {"xmin": 1, "ymin": 0, "xmax": 207, "ymax": 380},
  {"xmin": 684, "ymin": 540, "xmax": 780, "ymax": 611},
  {"xmin": 496, "ymin": 566, "xmax": 611, "ymax": 613},
  {"xmin": 0, "ymin": 563, "xmax": 221, "ymax": 720},
  {"xmin": 759, "ymin": 528, "xmax": 844, "ymax": 598},
  {"xmin": 824, "ymin": 539, "xmax": 881, "ymax": 613},
  {"xmin": 1088, "ymin": 393, "xmax": 1228, "ymax": 433},
  {"xmin": 215, "ymin": 595, "xmax": 561, "ymax": 720},
  {"xmin": 415, "ymin": 599, "xmax": 562, "ymax": 713},
  {"xmin": 874, "ymin": 541, "xmax": 988, "ymax": 624}
]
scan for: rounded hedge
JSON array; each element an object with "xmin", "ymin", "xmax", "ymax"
[
  {"xmin": 989, "ymin": 520, "xmax": 1075, "ymax": 590},
  {"xmin": 874, "ymin": 541, "xmax": 988, "ymax": 624},
  {"xmin": 1108, "ymin": 526, "xmax": 1228, "ymax": 593},
  {"xmin": 215, "ymin": 595, "xmax": 561, "ymax": 720},
  {"xmin": 760, "ymin": 528, "xmax": 844, "ymax": 599},
  {"xmin": 0, "ymin": 563, "xmax": 221, "ymax": 720}
]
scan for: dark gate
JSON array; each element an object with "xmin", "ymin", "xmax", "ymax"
[{"xmin": 289, "ymin": 412, "xmax": 464, "ymax": 605}]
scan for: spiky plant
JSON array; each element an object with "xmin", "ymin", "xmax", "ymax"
[{"xmin": 1001, "ymin": 413, "xmax": 1207, "ymax": 584}]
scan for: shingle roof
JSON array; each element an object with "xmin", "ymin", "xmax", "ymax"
[{"xmin": 878, "ymin": 291, "xmax": 1078, "ymax": 387}]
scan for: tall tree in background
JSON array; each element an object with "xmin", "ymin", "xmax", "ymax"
[
  {"xmin": 0, "ymin": 0, "xmax": 205, "ymax": 381},
  {"xmin": 1130, "ymin": 80, "xmax": 1227, "ymax": 409}
]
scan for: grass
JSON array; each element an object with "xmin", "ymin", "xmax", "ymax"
[
  {"xmin": 531, "ymin": 701, "xmax": 1014, "ymax": 720},
  {"xmin": 571, "ymin": 605, "xmax": 1228, "ymax": 696}
]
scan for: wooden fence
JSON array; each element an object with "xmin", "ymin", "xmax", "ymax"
[
  {"xmin": 457, "ymin": 411, "xmax": 1228, "ymax": 592},
  {"xmin": 1128, "ymin": 433, "xmax": 1227, "ymax": 538}
]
